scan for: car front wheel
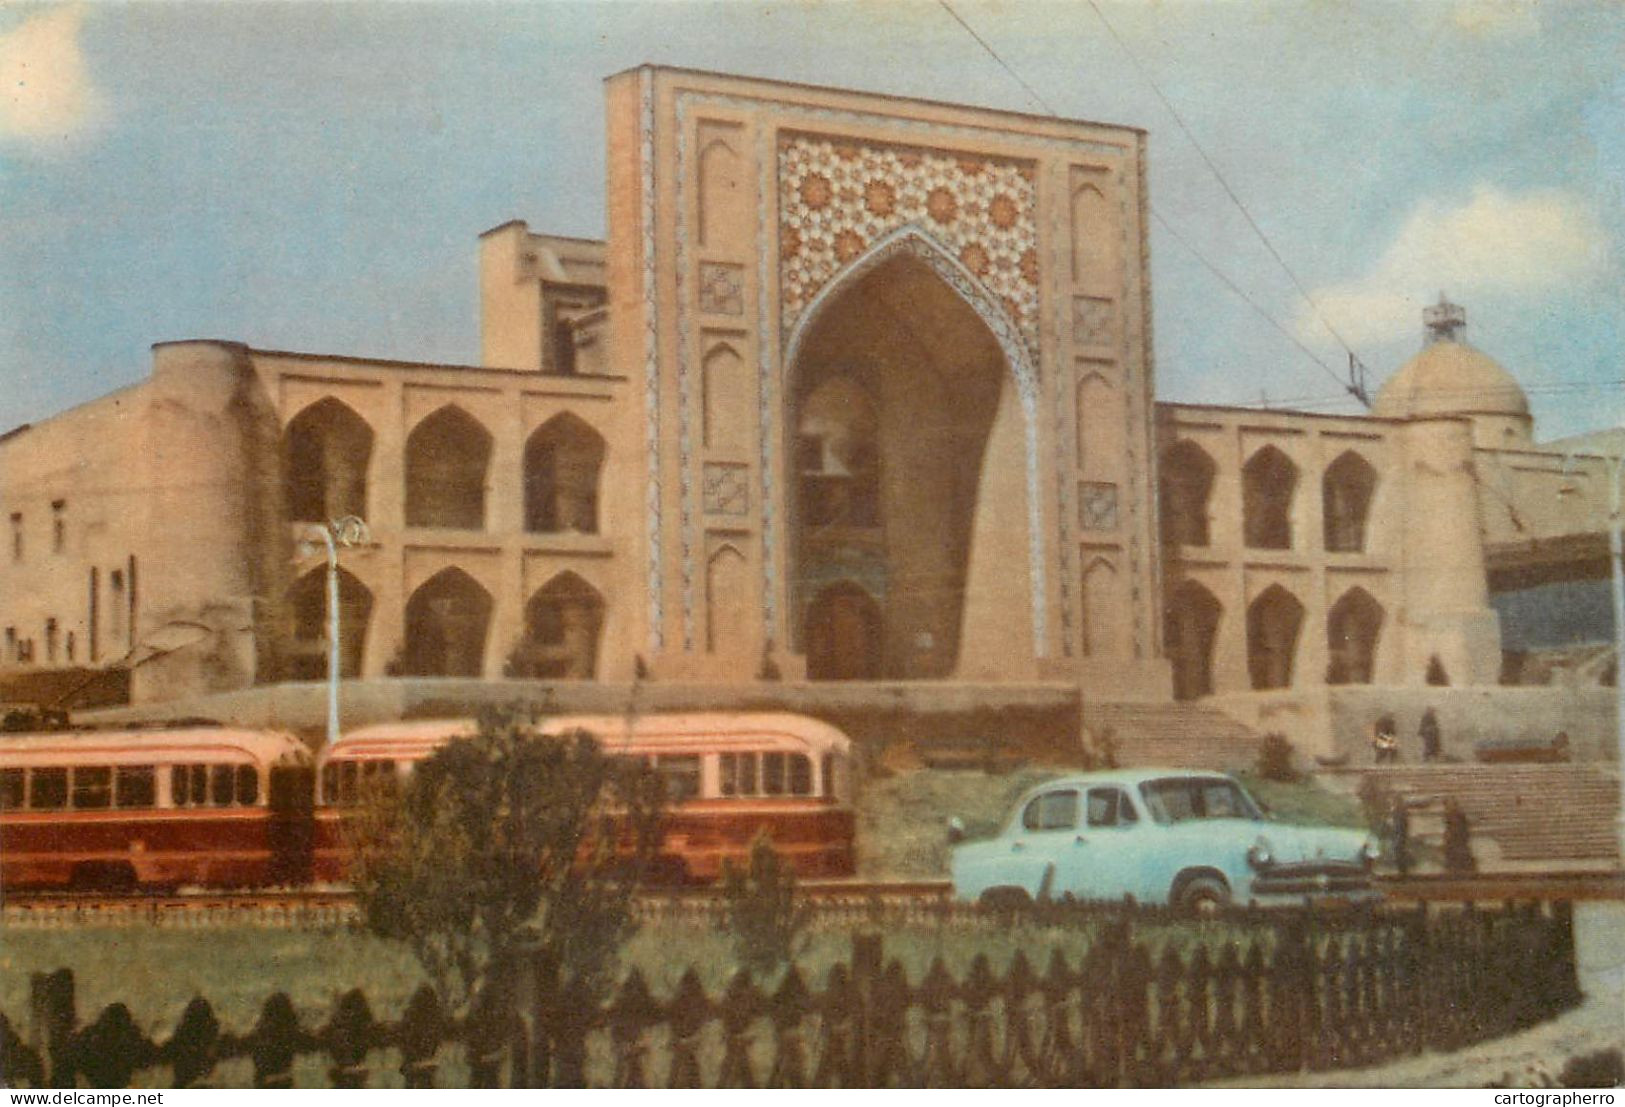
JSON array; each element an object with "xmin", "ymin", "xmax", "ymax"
[{"xmin": 1173, "ymin": 874, "xmax": 1230, "ymax": 916}]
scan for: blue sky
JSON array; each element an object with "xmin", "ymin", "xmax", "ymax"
[{"xmin": 1, "ymin": 0, "xmax": 1620, "ymax": 441}]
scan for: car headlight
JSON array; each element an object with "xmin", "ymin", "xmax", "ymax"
[{"xmin": 1246, "ymin": 837, "xmax": 1274, "ymax": 870}]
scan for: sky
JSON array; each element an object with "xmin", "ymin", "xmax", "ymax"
[{"xmin": 1, "ymin": 0, "xmax": 1621, "ymax": 441}]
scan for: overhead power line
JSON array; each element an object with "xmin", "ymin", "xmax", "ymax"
[{"xmin": 934, "ymin": 0, "xmax": 1373, "ymax": 406}]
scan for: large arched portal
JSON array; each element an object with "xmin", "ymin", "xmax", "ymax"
[{"xmin": 787, "ymin": 247, "xmax": 1032, "ymax": 680}]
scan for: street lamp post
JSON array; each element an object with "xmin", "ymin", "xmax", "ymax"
[
  {"xmin": 303, "ymin": 516, "xmax": 371, "ymax": 746},
  {"xmin": 1607, "ymin": 458, "xmax": 1625, "ymax": 867}
]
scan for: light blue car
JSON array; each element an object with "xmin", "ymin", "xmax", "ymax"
[{"xmin": 948, "ymin": 769, "xmax": 1379, "ymax": 913}]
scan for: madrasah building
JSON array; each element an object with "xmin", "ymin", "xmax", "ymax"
[{"xmin": 1, "ymin": 67, "xmax": 1619, "ymax": 767}]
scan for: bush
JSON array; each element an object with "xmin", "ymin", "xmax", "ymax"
[
  {"xmin": 346, "ymin": 705, "xmax": 665, "ymax": 1014},
  {"xmin": 1255, "ymin": 733, "xmax": 1301, "ymax": 783},
  {"xmin": 1561, "ymin": 1049, "xmax": 1624, "ymax": 1088},
  {"xmin": 720, "ymin": 833, "xmax": 810, "ymax": 975},
  {"xmin": 1355, "ymin": 774, "xmax": 1392, "ymax": 836}
]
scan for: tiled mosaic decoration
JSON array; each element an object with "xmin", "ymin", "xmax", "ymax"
[{"xmin": 778, "ymin": 132, "xmax": 1040, "ymax": 353}]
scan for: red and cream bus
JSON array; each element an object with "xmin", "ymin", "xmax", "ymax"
[
  {"xmin": 0, "ymin": 726, "xmax": 312, "ymax": 891},
  {"xmin": 315, "ymin": 713, "xmax": 856, "ymax": 883}
]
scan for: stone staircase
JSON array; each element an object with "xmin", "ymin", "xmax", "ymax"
[
  {"xmin": 1081, "ymin": 701, "xmax": 1267, "ymax": 772},
  {"xmin": 1356, "ymin": 764, "xmax": 1620, "ymax": 866}
]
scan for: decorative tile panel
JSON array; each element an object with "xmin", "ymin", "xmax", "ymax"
[
  {"xmin": 1079, "ymin": 481, "xmax": 1119, "ymax": 532},
  {"xmin": 1073, "ymin": 295, "xmax": 1116, "ymax": 348},
  {"xmin": 703, "ymin": 462, "xmax": 751, "ymax": 516},
  {"xmin": 698, "ymin": 261, "xmax": 744, "ymax": 315},
  {"xmin": 778, "ymin": 132, "xmax": 1040, "ymax": 355}
]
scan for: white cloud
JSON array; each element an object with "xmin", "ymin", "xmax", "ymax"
[
  {"xmin": 1297, "ymin": 186, "xmax": 1610, "ymax": 348},
  {"xmin": 0, "ymin": 6, "xmax": 104, "ymax": 144}
]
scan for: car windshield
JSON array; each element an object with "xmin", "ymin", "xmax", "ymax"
[{"xmin": 1137, "ymin": 777, "xmax": 1261, "ymax": 825}]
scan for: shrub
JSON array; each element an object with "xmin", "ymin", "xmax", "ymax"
[
  {"xmin": 1561, "ymin": 1048, "xmax": 1624, "ymax": 1088},
  {"xmin": 1255, "ymin": 733, "xmax": 1301, "ymax": 782},
  {"xmin": 720, "ymin": 833, "xmax": 811, "ymax": 975},
  {"xmin": 1355, "ymin": 774, "xmax": 1392, "ymax": 836},
  {"xmin": 346, "ymin": 704, "xmax": 665, "ymax": 1014}
]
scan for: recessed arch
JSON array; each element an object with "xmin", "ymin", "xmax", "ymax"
[
  {"xmin": 511, "ymin": 571, "xmax": 603, "ymax": 679},
  {"xmin": 1164, "ymin": 579, "xmax": 1222, "ymax": 700},
  {"xmin": 1160, "ymin": 439, "xmax": 1216, "ymax": 547},
  {"xmin": 783, "ymin": 225, "xmax": 1047, "ymax": 665},
  {"xmin": 1326, "ymin": 586, "xmax": 1383, "ymax": 685},
  {"xmin": 285, "ymin": 566, "xmax": 372, "ymax": 680},
  {"xmin": 1079, "ymin": 556, "xmax": 1127, "ymax": 658},
  {"xmin": 706, "ymin": 544, "xmax": 750, "ymax": 655},
  {"xmin": 1243, "ymin": 445, "xmax": 1298, "ymax": 550},
  {"xmin": 405, "ymin": 405, "xmax": 491, "ymax": 530},
  {"xmin": 283, "ymin": 398, "xmax": 373, "ymax": 524},
  {"xmin": 402, "ymin": 567, "xmax": 491, "ymax": 677},
  {"xmin": 804, "ymin": 581, "xmax": 882, "ymax": 681},
  {"xmin": 1323, "ymin": 450, "xmax": 1378, "ymax": 553},
  {"xmin": 1247, "ymin": 584, "xmax": 1304, "ymax": 690},
  {"xmin": 523, "ymin": 412, "xmax": 605, "ymax": 534}
]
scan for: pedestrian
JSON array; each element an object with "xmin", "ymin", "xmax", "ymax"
[
  {"xmin": 1388, "ymin": 795, "xmax": 1412, "ymax": 876},
  {"xmin": 1419, "ymin": 707, "xmax": 1441, "ymax": 762},
  {"xmin": 1443, "ymin": 796, "xmax": 1475, "ymax": 873},
  {"xmin": 1370, "ymin": 713, "xmax": 1399, "ymax": 764}
]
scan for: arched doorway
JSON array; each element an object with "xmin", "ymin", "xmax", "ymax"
[
  {"xmin": 285, "ymin": 566, "xmax": 372, "ymax": 680},
  {"xmin": 1247, "ymin": 584, "xmax": 1304, "ymax": 690},
  {"xmin": 805, "ymin": 582, "xmax": 882, "ymax": 681},
  {"xmin": 405, "ymin": 406, "xmax": 491, "ymax": 529},
  {"xmin": 1159, "ymin": 440, "xmax": 1216, "ymax": 548},
  {"xmin": 512, "ymin": 572, "xmax": 604, "ymax": 679},
  {"xmin": 787, "ymin": 243, "xmax": 1030, "ymax": 679},
  {"xmin": 1243, "ymin": 446, "xmax": 1298, "ymax": 550},
  {"xmin": 1164, "ymin": 580, "xmax": 1221, "ymax": 700},
  {"xmin": 1323, "ymin": 451, "xmax": 1377, "ymax": 553},
  {"xmin": 403, "ymin": 567, "xmax": 492, "ymax": 677},
  {"xmin": 1326, "ymin": 586, "xmax": 1383, "ymax": 684},
  {"xmin": 283, "ymin": 398, "xmax": 373, "ymax": 524},
  {"xmin": 524, "ymin": 414, "xmax": 605, "ymax": 534}
]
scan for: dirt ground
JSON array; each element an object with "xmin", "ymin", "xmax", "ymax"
[{"xmin": 1211, "ymin": 901, "xmax": 1625, "ymax": 1088}]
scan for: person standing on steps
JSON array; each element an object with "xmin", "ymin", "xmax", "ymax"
[
  {"xmin": 1370, "ymin": 713, "xmax": 1400, "ymax": 764},
  {"xmin": 1419, "ymin": 707, "xmax": 1441, "ymax": 762}
]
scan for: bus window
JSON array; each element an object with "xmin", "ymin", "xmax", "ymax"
[
  {"xmin": 29, "ymin": 767, "xmax": 67, "ymax": 810},
  {"xmin": 173, "ymin": 764, "xmax": 208, "ymax": 807},
  {"xmin": 210, "ymin": 765, "xmax": 235, "ymax": 807},
  {"xmin": 656, "ymin": 755, "xmax": 701, "ymax": 802},
  {"xmin": 0, "ymin": 767, "xmax": 23, "ymax": 810},
  {"xmin": 340, "ymin": 761, "xmax": 359, "ymax": 805},
  {"xmin": 116, "ymin": 766, "xmax": 157, "ymax": 808},
  {"xmin": 789, "ymin": 754, "xmax": 812, "ymax": 796},
  {"xmin": 719, "ymin": 752, "xmax": 759, "ymax": 797},
  {"xmin": 72, "ymin": 767, "xmax": 113, "ymax": 809},
  {"xmin": 762, "ymin": 752, "xmax": 787, "ymax": 796},
  {"xmin": 235, "ymin": 765, "xmax": 259, "ymax": 806},
  {"xmin": 821, "ymin": 753, "xmax": 836, "ymax": 799},
  {"xmin": 321, "ymin": 764, "xmax": 336, "ymax": 805}
]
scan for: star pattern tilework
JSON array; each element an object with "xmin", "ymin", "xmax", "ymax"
[{"xmin": 778, "ymin": 132, "xmax": 1040, "ymax": 354}]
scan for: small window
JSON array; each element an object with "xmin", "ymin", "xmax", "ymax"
[
  {"xmin": 51, "ymin": 501, "xmax": 66, "ymax": 555},
  {"xmin": 1087, "ymin": 788, "xmax": 1137, "ymax": 827},
  {"xmin": 788, "ymin": 754, "xmax": 812, "ymax": 796},
  {"xmin": 321, "ymin": 763, "xmax": 337, "ymax": 805},
  {"xmin": 821, "ymin": 753, "xmax": 836, "ymax": 799},
  {"xmin": 720, "ymin": 752, "xmax": 758, "ymax": 797},
  {"xmin": 210, "ymin": 765, "xmax": 235, "ymax": 807},
  {"xmin": 29, "ymin": 767, "xmax": 67, "ymax": 809},
  {"xmin": 0, "ymin": 768, "xmax": 24, "ymax": 810},
  {"xmin": 1021, "ymin": 789, "xmax": 1079, "ymax": 832},
  {"xmin": 72, "ymin": 766, "xmax": 113, "ymax": 810},
  {"xmin": 339, "ymin": 761, "xmax": 359, "ymax": 806},
  {"xmin": 235, "ymin": 765, "xmax": 259, "ymax": 806},
  {"xmin": 116, "ymin": 766, "xmax": 157, "ymax": 808},
  {"xmin": 656, "ymin": 755, "xmax": 701, "ymax": 802},
  {"xmin": 10, "ymin": 512, "xmax": 22, "ymax": 563},
  {"xmin": 762, "ymin": 752, "xmax": 787, "ymax": 796}
]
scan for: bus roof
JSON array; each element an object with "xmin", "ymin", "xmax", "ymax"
[
  {"xmin": 0, "ymin": 727, "xmax": 310, "ymax": 767},
  {"xmin": 324, "ymin": 712, "xmax": 852, "ymax": 762}
]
